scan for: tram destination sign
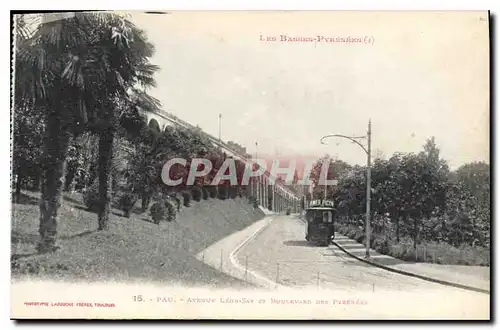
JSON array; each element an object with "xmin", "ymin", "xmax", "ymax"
[{"xmin": 309, "ymin": 199, "xmax": 334, "ymax": 208}]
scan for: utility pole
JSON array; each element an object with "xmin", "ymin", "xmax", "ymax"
[
  {"xmin": 366, "ymin": 119, "xmax": 372, "ymax": 259},
  {"xmin": 255, "ymin": 141, "xmax": 259, "ymax": 202},
  {"xmin": 218, "ymin": 114, "xmax": 222, "ymax": 144}
]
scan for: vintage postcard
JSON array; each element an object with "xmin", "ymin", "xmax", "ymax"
[{"xmin": 10, "ymin": 10, "xmax": 490, "ymax": 320}]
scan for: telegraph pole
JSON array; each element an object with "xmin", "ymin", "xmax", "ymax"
[
  {"xmin": 366, "ymin": 119, "xmax": 372, "ymax": 259},
  {"xmin": 218, "ymin": 114, "xmax": 222, "ymax": 143},
  {"xmin": 255, "ymin": 141, "xmax": 259, "ymax": 202}
]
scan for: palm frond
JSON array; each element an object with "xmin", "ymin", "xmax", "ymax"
[
  {"xmin": 14, "ymin": 14, "xmax": 41, "ymax": 42},
  {"xmin": 134, "ymin": 62, "xmax": 160, "ymax": 88},
  {"xmin": 14, "ymin": 10, "xmax": 161, "ymax": 139}
]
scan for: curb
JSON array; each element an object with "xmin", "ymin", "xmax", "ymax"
[{"xmin": 332, "ymin": 240, "xmax": 490, "ymax": 295}]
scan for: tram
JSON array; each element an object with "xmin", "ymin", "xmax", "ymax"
[{"xmin": 304, "ymin": 199, "xmax": 336, "ymax": 246}]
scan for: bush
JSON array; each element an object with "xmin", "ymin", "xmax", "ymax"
[
  {"xmin": 354, "ymin": 230, "xmax": 365, "ymax": 243},
  {"xmin": 373, "ymin": 238, "xmax": 390, "ymax": 254},
  {"xmin": 182, "ymin": 191, "xmax": 191, "ymax": 207},
  {"xmin": 115, "ymin": 191, "xmax": 138, "ymax": 218},
  {"xmin": 167, "ymin": 194, "xmax": 181, "ymax": 212},
  {"xmin": 150, "ymin": 202, "xmax": 166, "ymax": 224},
  {"xmin": 82, "ymin": 181, "xmax": 100, "ymax": 213},
  {"xmin": 229, "ymin": 186, "xmax": 238, "ymax": 199},
  {"xmin": 240, "ymin": 186, "xmax": 249, "ymax": 198},
  {"xmin": 348, "ymin": 227, "xmax": 362, "ymax": 239},
  {"xmin": 191, "ymin": 186, "xmax": 202, "ymax": 202},
  {"xmin": 206, "ymin": 185, "xmax": 217, "ymax": 198},
  {"xmin": 202, "ymin": 187, "xmax": 209, "ymax": 200},
  {"xmin": 286, "ymin": 208, "xmax": 291, "ymax": 215},
  {"xmin": 339, "ymin": 226, "xmax": 352, "ymax": 237},
  {"xmin": 164, "ymin": 200, "xmax": 176, "ymax": 222}
]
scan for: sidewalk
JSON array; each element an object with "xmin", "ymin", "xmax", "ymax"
[{"xmin": 333, "ymin": 233, "xmax": 490, "ymax": 293}]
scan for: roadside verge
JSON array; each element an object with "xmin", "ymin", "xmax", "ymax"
[{"xmin": 332, "ymin": 239, "xmax": 490, "ymax": 295}]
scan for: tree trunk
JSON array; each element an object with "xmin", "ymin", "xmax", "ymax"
[
  {"xmin": 413, "ymin": 216, "xmax": 418, "ymax": 250},
  {"xmin": 34, "ymin": 174, "xmax": 41, "ymax": 192},
  {"xmin": 37, "ymin": 112, "xmax": 71, "ymax": 253},
  {"xmin": 98, "ymin": 128, "xmax": 114, "ymax": 231},
  {"xmin": 87, "ymin": 160, "xmax": 97, "ymax": 189},
  {"xmin": 64, "ymin": 164, "xmax": 76, "ymax": 192},
  {"xmin": 141, "ymin": 194, "xmax": 151, "ymax": 212}
]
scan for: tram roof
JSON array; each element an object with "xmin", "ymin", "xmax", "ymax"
[{"xmin": 305, "ymin": 207, "xmax": 336, "ymax": 211}]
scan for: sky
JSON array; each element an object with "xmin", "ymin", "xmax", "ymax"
[{"xmin": 129, "ymin": 11, "xmax": 490, "ymax": 169}]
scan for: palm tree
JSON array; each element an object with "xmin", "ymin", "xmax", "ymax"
[
  {"xmin": 117, "ymin": 89, "xmax": 162, "ymax": 212},
  {"xmin": 14, "ymin": 12, "xmax": 159, "ymax": 252}
]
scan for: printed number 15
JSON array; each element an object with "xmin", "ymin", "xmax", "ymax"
[{"xmin": 133, "ymin": 295, "xmax": 143, "ymax": 302}]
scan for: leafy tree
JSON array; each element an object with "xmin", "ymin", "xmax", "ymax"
[
  {"xmin": 15, "ymin": 12, "xmax": 159, "ymax": 251},
  {"xmin": 445, "ymin": 162, "xmax": 490, "ymax": 247},
  {"xmin": 453, "ymin": 161, "xmax": 490, "ymax": 209},
  {"xmin": 12, "ymin": 103, "xmax": 45, "ymax": 196},
  {"xmin": 124, "ymin": 123, "xmax": 219, "ymax": 212},
  {"xmin": 330, "ymin": 136, "xmax": 489, "ymax": 250},
  {"xmin": 310, "ymin": 155, "xmax": 351, "ymax": 199}
]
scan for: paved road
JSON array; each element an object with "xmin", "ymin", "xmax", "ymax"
[{"xmin": 233, "ymin": 215, "xmax": 489, "ymax": 319}]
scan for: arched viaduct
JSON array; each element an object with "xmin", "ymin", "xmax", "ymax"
[{"xmin": 144, "ymin": 109, "xmax": 300, "ymax": 213}]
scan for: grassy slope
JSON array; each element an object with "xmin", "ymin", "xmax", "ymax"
[{"xmin": 11, "ymin": 191, "xmax": 264, "ymax": 288}]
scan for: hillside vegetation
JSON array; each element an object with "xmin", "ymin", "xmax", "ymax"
[
  {"xmin": 308, "ymin": 138, "xmax": 490, "ymax": 266},
  {"xmin": 12, "ymin": 190, "xmax": 264, "ymax": 286}
]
